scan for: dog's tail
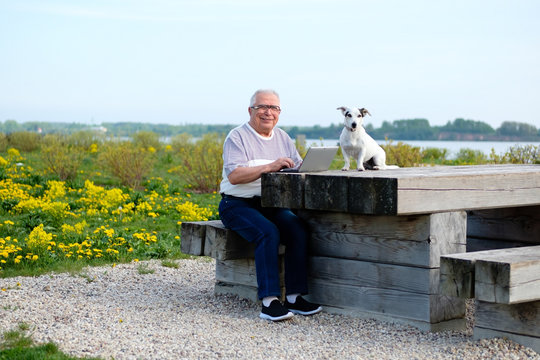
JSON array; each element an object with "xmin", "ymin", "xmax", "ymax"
[{"xmin": 373, "ymin": 164, "xmax": 400, "ymax": 170}]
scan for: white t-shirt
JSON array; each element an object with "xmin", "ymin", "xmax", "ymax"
[{"xmin": 219, "ymin": 122, "xmax": 302, "ymax": 197}]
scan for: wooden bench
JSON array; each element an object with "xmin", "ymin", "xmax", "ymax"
[
  {"xmin": 181, "ymin": 220, "xmax": 285, "ymax": 300},
  {"xmin": 440, "ymin": 246, "xmax": 540, "ymax": 352},
  {"xmin": 181, "ymin": 165, "xmax": 540, "ymax": 340}
]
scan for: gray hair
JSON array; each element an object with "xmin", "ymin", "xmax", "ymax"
[{"xmin": 249, "ymin": 89, "xmax": 280, "ymax": 107}]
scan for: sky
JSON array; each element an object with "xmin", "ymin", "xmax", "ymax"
[{"xmin": 1, "ymin": 0, "xmax": 539, "ymax": 130}]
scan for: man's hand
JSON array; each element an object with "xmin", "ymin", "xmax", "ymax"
[{"xmin": 228, "ymin": 157, "xmax": 295, "ymax": 185}]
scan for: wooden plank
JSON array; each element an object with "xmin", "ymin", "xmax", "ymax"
[
  {"xmin": 180, "ymin": 220, "xmax": 209, "ymax": 256},
  {"xmin": 215, "ymin": 259, "xmax": 257, "ymax": 287},
  {"xmin": 467, "ymin": 206, "xmax": 540, "ymax": 244},
  {"xmin": 467, "ymin": 237, "xmax": 531, "ymax": 252},
  {"xmin": 440, "ymin": 246, "xmax": 540, "ymax": 303},
  {"xmin": 475, "ymin": 300, "xmax": 540, "ymax": 338},
  {"xmin": 215, "ymin": 258, "xmax": 285, "ymax": 288},
  {"xmin": 304, "ymin": 174, "xmax": 349, "ymax": 212},
  {"xmin": 309, "ymin": 256, "xmax": 440, "ymax": 294},
  {"xmin": 440, "ymin": 253, "xmax": 478, "ymax": 298},
  {"xmin": 261, "ymin": 165, "xmax": 540, "ymax": 215},
  {"xmin": 390, "ymin": 166, "xmax": 540, "ymax": 215},
  {"xmin": 203, "ymin": 222, "xmax": 256, "ymax": 260},
  {"xmin": 347, "ymin": 177, "xmax": 397, "ymax": 214},
  {"xmin": 261, "ymin": 172, "xmax": 304, "ymax": 209},
  {"xmin": 300, "ymin": 210, "xmax": 465, "ymax": 268},
  {"xmin": 215, "ymin": 282, "xmax": 259, "ymax": 302},
  {"xmin": 307, "ymin": 278, "xmax": 465, "ymax": 323},
  {"xmin": 475, "ymin": 246, "xmax": 540, "ymax": 304}
]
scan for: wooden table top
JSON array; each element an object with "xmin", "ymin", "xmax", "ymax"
[{"xmin": 261, "ymin": 164, "xmax": 540, "ymax": 215}]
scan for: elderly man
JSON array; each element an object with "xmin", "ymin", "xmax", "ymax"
[{"xmin": 218, "ymin": 89, "xmax": 322, "ymax": 321}]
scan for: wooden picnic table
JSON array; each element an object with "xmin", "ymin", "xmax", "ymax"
[
  {"xmin": 260, "ymin": 164, "xmax": 540, "ymax": 334},
  {"xmin": 182, "ymin": 164, "xmax": 540, "ymax": 350}
]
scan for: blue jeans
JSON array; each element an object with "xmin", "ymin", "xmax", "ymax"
[{"xmin": 218, "ymin": 195, "xmax": 309, "ymax": 299}]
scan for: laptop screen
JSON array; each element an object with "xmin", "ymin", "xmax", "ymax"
[{"xmin": 280, "ymin": 146, "xmax": 338, "ymax": 173}]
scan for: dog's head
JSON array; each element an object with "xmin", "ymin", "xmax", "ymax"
[{"xmin": 337, "ymin": 107, "xmax": 371, "ymax": 132}]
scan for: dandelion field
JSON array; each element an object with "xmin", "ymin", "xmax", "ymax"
[{"xmin": 0, "ymin": 138, "xmax": 221, "ymax": 278}]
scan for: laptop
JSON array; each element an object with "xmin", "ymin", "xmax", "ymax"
[{"xmin": 280, "ymin": 146, "xmax": 339, "ymax": 173}]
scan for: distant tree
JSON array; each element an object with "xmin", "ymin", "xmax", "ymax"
[
  {"xmin": 497, "ymin": 121, "xmax": 538, "ymax": 137},
  {"xmin": 1, "ymin": 119, "xmax": 20, "ymax": 134},
  {"xmin": 441, "ymin": 118, "xmax": 495, "ymax": 134}
]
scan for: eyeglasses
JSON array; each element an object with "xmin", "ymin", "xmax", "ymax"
[{"xmin": 250, "ymin": 105, "xmax": 281, "ymax": 113}]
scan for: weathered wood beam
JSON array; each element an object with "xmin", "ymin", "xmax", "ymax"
[
  {"xmin": 474, "ymin": 300, "xmax": 540, "ymax": 353},
  {"xmin": 261, "ymin": 165, "xmax": 540, "ymax": 215},
  {"xmin": 440, "ymin": 245, "xmax": 540, "ymax": 304},
  {"xmin": 180, "ymin": 220, "xmax": 210, "ymax": 256},
  {"xmin": 300, "ymin": 210, "xmax": 466, "ymax": 268}
]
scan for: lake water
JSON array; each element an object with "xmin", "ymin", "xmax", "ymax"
[{"xmin": 305, "ymin": 139, "xmax": 540, "ymax": 159}]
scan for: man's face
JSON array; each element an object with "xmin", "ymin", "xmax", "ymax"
[{"xmin": 248, "ymin": 93, "xmax": 281, "ymax": 137}]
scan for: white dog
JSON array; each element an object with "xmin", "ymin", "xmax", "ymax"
[{"xmin": 338, "ymin": 106, "xmax": 399, "ymax": 171}]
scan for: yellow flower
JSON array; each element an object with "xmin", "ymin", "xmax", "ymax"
[{"xmin": 27, "ymin": 224, "xmax": 53, "ymax": 251}]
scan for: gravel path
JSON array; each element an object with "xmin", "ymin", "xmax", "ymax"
[{"xmin": 1, "ymin": 258, "xmax": 538, "ymax": 360}]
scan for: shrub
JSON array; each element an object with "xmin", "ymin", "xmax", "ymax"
[
  {"xmin": 132, "ymin": 131, "xmax": 161, "ymax": 152},
  {"xmin": 67, "ymin": 130, "xmax": 104, "ymax": 150},
  {"xmin": 170, "ymin": 133, "xmax": 194, "ymax": 153},
  {"xmin": 422, "ymin": 147, "xmax": 449, "ymax": 164},
  {"xmin": 0, "ymin": 133, "xmax": 8, "ymax": 152},
  {"xmin": 99, "ymin": 142, "xmax": 155, "ymax": 189},
  {"xmin": 501, "ymin": 144, "xmax": 539, "ymax": 164},
  {"xmin": 7, "ymin": 131, "xmax": 41, "ymax": 152},
  {"xmin": 41, "ymin": 143, "xmax": 83, "ymax": 181},
  {"xmin": 454, "ymin": 148, "xmax": 487, "ymax": 165},
  {"xmin": 381, "ymin": 139, "xmax": 423, "ymax": 167},
  {"xmin": 172, "ymin": 133, "xmax": 224, "ymax": 192}
]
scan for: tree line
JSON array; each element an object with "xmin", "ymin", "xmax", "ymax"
[{"xmin": 1, "ymin": 118, "xmax": 539, "ymax": 141}]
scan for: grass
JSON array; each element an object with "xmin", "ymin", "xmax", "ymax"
[
  {"xmin": 0, "ymin": 146, "xmax": 220, "ymax": 279},
  {"xmin": 0, "ymin": 323, "xmax": 101, "ymax": 360}
]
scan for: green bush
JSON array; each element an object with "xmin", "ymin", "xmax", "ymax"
[
  {"xmin": 0, "ymin": 133, "xmax": 8, "ymax": 152},
  {"xmin": 7, "ymin": 131, "xmax": 41, "ymax": 152},
  {"xmin": 170, "ymin": 133, "xmax": 194, "ymax": 153},
  {"xmin": 422, "ymin": 147, "xmax": 449, "ymax": 164},
  {"xmin": 172, "ymin": 133, "xmax": 224, "ymax": 192},
  {"xmin": 381, "ymin": 139, "xmax": 423, "ymax": 167},
  {"xmin": 41, "ymin": 141, "xmax": 83, "ymax": 181},
  {"xmin": 67, "ymin": 130, "xmax": 104, "ymax": 150},
  {"xmin": 501, "ymin": 144, "xmax": 539, "ymax": 164},
  {"xmin": 99, "ymin": 141, "xmax": 155, "ymax": 189},
  {"xmin": 454, "ymin": 148, "xmax": 487, "ymax": 165},
  {"xmin": 132, "ymin": 131, "xmax": 161, "ymax": 152}
]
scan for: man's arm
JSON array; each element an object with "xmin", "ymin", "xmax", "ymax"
[{"xmin": 227, "ymin": 157, "xmax": 295, "ymax": 185}]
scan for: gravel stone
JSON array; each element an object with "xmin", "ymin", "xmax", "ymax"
[{"xmin": 1, "ymin": 258, "xmax": 539, "ymax": 360}]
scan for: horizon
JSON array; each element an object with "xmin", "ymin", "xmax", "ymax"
[{"xmin": 4, "ymin": 117, "xmax": 537, "ymax": 131}]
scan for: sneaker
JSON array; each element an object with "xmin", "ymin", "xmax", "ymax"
[
  {"xmin": 284, "ymin": 296, "xmax": 322, "ymax": 316},
  {"xmin": 259, "ymin": 299, "xmax": 294, "ymax": 321}
]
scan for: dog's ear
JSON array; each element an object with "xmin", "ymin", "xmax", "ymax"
[
  {"xmin": 337, "ymin": 107, "xmax": 347, "ymax": 113},
  {"xmin": 359, "ymin": 108, "xmax": 371, "ymax": 117}
]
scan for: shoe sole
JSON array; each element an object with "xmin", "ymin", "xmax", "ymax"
[
  {"xmin": 259, "ymin": 311, "xmax": 294, "ymax": 321},
  {"xmin": 288, "ymin": 306, "xmax": 323, "ymax": 316}
]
